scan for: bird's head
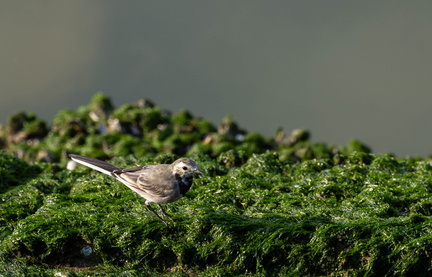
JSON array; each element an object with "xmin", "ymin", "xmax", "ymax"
[{"xmin": 172, "ymin": 158, "xmax": 202, "ymax": 177}]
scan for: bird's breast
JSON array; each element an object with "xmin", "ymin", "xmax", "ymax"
[{"xmin": 175, "ymin": 174, "xmax": 193, "ymax": 196}]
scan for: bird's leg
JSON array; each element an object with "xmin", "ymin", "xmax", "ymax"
[
  {"xmin": 158, "ymin": 204, "xmax": 176, "ymax": 224},
  {"xmin": 145, "ymin": 202, "xmax": 168, "ymax": 225}
]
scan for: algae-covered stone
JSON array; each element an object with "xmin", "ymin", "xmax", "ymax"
[
  {"xmin": 88, "ymin": 92, "xmax": 114, "ymax": 122},
  {"xmin": 5, "ymin": 112, "xmax": 48, "ymax": 145},
  {"xmin": 3, "ymin": 93, "xmax": 432, "ymax": 276},
  {"xmin": 0, "ymin": 93, "xmax": 374, "ymax": 163},
  {"xmin": 217, "ymin": 149, "xmax": 248, "ymax": 168}
]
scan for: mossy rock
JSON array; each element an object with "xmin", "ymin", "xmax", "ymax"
[{"xmin": 2, "ymin": 93, "xmax": 432, "ymax": 275}]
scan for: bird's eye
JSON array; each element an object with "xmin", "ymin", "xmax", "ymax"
[{"xmin": 182, "ymin": 166, "xmax": 188, "ymax": 170}]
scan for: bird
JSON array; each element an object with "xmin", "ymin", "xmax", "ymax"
[{"xmin": 68, "ymin": 154, "xmax": 202, "ymax": 225}]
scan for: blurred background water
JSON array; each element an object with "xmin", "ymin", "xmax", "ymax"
[{"xmin": 1, "ymin": 1, "xmax": 432, "ymax": 157}]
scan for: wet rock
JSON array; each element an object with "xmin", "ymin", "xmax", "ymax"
[
  {"xmin": 5, "ymin": 112, "xmax": 48, "ymax": 144},
  {"xmin": 134, "ymin": 98, "xmax": 155, "ymax": 109},
  {"xmin": 88, "ymin": 93, "xmax": 114, "ymax": 122},
  {"xmin": 287, "ymin": 128, "xmax": 310, "ymax": 145},
  {"xmin": 218, "ymin": 115, "xmax": 246, "ymax": 139},
  {"xmin": 36, "ymin": 150, "xmax": 56, "ymax": 163}
]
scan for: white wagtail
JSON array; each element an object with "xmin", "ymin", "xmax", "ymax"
[{"xmin": 68, "ymin": 154, "xmax": 202, "ymax": 225}]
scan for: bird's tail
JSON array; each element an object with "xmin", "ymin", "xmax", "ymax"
[{"xmin": 69, "ymin": 154, "xmax": 122, "ymax": 175}]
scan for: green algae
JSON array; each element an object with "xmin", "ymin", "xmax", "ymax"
[
  {"xmin": 2, "ymin": 151, "xmax": 432, "ymax": 276},
  {"xmin": 1, "ymin": 94, "xmax": 432, "ymax": 276}
]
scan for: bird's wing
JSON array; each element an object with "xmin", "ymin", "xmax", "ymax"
[
  {"xmin": 112, "ymin": 165, "xmax": 155, "ymax": 184},
  {"xmin": 114, "ymin": 164, "xmax": 175, "ymax": 197}
]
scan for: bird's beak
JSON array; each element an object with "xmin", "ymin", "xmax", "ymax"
[{"xmin": 194, "ymin": 169, "xmax": 203, "ymax": 174}]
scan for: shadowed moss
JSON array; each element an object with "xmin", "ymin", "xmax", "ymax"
[{"xmin": 0, "ymin": 150, "xmax": 41, "ymax": 192}]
